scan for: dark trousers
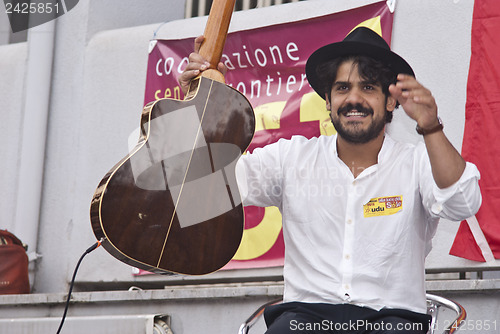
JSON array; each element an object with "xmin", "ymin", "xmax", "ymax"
[{"xmin": 264, "ymin": 302, "xmax": 430, "ymax": 334}]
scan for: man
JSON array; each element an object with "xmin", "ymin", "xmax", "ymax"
[{"xmin": 179, "ymin": 27, "xmax": 481, "ymax": 333}]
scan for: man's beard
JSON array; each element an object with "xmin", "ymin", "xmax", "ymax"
[{"xmin": 330, "ymin": 103, "xmax": 386, "ymax": 144}]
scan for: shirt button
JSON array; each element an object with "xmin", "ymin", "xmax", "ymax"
[
  {"xmin": 347, "ymin": 219, "xmax": 353, "ymax": 225},
  {"xmin": 431, "ymin": 203, "xmax": 443, "ymax": 214},
  {"xmin": 345, "ymin": 254, "xmax": 351, "ymax": 260},
  {"xmin": 344, "ymin": 284, "xmax": 350, "ymax": 290},
  {"xmin": 352, "ymin": 180, "xmax": 357, "ymax": 186}
]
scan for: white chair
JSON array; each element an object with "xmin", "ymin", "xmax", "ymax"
[{"xmin": 238, "ymin": 293, "xmax": 466, "ymax": 334}]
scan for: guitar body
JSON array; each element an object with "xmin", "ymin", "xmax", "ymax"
[{"xmin": 90, "ymin": 77, "xmax": 255, "ymax": 275}]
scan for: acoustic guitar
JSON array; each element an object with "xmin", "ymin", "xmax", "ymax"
[{"xmin": 90, "ymin": 0, "xmax": 255, "ymax": 275}]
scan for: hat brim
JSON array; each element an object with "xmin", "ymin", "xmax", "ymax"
[{"xmin": 305, "ymin": 41, "xmax": 415, "ymax": 99}]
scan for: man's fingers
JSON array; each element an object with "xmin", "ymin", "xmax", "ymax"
[
  {"xmin": 411, "ymin": 93, "xmax": 436, "ymax": 106},
  {"xmin": 400, "ymin": 88, "xmax": 434, "ymax": 105},
  {"xmin": 194, "ymin": 35, "xmax": 204, "ymax": 53},
  {"xmin": 392, "ymin": 75, "xmax": 435, "ymax": 104},
  {"xmin": 389, "ymin": 83, "xmax": 405, "ymax": 102},
  {"xmin": 178, "ymin": 35, "xmax": 229, "ymax": 95},
  {"xmin": 217, "ymin": 62, "xmax": 227, "ymax": 76},
  {"xmin": 395, "ymin": 75, "xmax": 431, "ymax": 95},
  {"xmin": 188, "ymin": 52, "xmax": 209, "ymax": 68},
  {"xmin": 180, "ymin": 69, "xmax": 200, "ymax": 82}
]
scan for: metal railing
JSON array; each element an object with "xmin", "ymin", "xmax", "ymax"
[{"xmin": 185, "ymin": 0, "xmax": 305, "ymax": 18}]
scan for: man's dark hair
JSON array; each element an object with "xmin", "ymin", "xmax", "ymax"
[{"xmin": 315, "ymin": 55, "xmax": 398, "ymax": 123}]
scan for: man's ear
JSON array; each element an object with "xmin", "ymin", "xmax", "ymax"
[
  {"xmin": 325, "ymin": 94, "xmax": 331, "ymax": 111},
  {"xmin": 386, "ymin": 95, "xmax": 397, "ymax": 112}
]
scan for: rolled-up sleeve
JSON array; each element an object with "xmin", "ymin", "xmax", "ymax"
[{"xmin": 418, "ymin": 142, "xmax": 482, "ymax": 221}]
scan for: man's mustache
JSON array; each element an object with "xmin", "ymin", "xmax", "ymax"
[{"xmin": 337, "ymin": 103, "xmax": 374, "ymax": 116}]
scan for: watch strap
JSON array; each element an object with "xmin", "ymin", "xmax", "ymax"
[{"xmin": 416, "ymin": 117, "xmax": 443, "ymax": 135}]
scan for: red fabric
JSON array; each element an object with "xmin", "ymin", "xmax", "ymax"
[{"xmin": 449, "ymin": 0, "xmax": 500, "ymax": 261}]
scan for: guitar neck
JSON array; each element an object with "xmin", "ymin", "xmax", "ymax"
[{"xmin": 198, "ymin": 0, "xmax": 236, "ymax": 81}]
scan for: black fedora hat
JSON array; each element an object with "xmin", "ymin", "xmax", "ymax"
[{"xmin": 305, "ymin": 27, "xmax": 415, "ymax": 99}]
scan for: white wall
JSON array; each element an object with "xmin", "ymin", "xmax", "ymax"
[
  {"xmin": 0, "ymin": 0, "xmax": 185, "ymax": 293},
  {"xmin": 0, "ymin": 42, "xmax": 27, "ymax": 227},
  {"xmin": 1, "ymin": 0, "xmax": 497, "ymax": 295}
]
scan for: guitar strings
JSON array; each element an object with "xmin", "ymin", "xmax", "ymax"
[{"xmin": 156, "ymin": 79, "xmax": 214, "ymax": 268}]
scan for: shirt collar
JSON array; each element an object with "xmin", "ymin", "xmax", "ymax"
[
  {"xmin": 331, "ymin": 132, "xmax": 395, "ymax": 164},
  {"xmin": 377, "ymin": 133, "xmax": 395, "ymax": 164}
]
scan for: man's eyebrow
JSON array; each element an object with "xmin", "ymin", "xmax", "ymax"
[
  {"xmin": 332, "ymin": 80, "xmax": 380, "ymax": 87},
  {"xmin": 360, "ymin": 79, "xmax": 381, "ymax": 86},
  {"xmin": 332, "ymin": 81, "xmax": 351, "ymax": 87}
]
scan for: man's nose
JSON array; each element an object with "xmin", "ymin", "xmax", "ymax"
[{"xmin": 344, "ymin": 87, "xmax": 365, "ymax": 105}]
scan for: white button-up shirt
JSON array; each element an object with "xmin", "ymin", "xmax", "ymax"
[{"xmin": 236, "ymin": 134, "xmax": 481, "ymax": 314}]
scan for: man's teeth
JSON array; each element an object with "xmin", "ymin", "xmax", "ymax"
[{"xmin": 346, "ymin": 111, "xmax": 367, "ymax": 117}]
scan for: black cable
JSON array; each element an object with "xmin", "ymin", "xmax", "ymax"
[{"xmin": 56, "ymin": 239, "xmax": 103, "ymax": 334}]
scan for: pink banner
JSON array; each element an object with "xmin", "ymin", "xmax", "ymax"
[{"xmin": 143, "ymin": 1, "xmax": 394, "ymax": 270}]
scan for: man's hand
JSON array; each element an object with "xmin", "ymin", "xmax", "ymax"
[
  {"xmin": 390, "ymin": 74, "xmax": 466, "ymax": 188},
  {"xmin": 178, "ymin": 35, "xmax": 228, "ymax": 95},
  {"xmin": 389, "ymin": 74, "xmax": 440, "ymax": 130}
]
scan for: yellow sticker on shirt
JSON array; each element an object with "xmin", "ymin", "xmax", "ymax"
[{"xmin": 363, "ymin": 196, "xmax": 403, "ymax": 218}]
